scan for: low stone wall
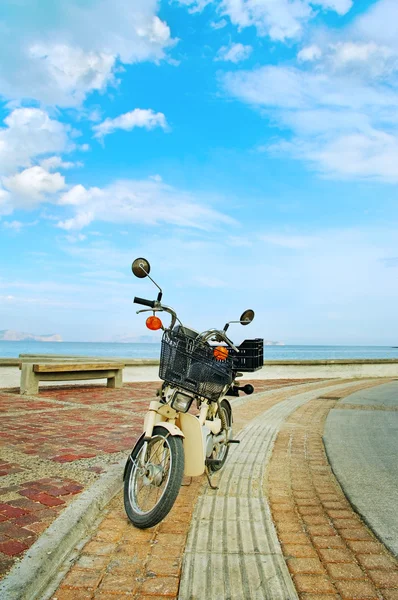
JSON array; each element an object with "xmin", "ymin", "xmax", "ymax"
[{"xmin": 0, "ymin": 357, "xmax": 397, "ymax": 388}]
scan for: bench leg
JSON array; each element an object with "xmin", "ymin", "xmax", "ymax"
[
  {"xmin": 20, "ymin": 364, "xmax": 39, "ymax": 395},
  {"xmin": 107, "ymin": 369, "xmax": 123, "ymax": 389}
]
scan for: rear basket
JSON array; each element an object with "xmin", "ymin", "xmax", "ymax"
[{"xmin": 229, "ymin": 338, "xmax": 264, "ymax": 372}]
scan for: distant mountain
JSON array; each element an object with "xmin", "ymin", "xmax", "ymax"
[
  {"xmin": 264, "ymin": 341, "xmax": 284, "ymax": 346},
  {"xmin": 0, "ymin": 330, "xmax": 62, "ymax": 342},
  {"xmin": 112, "ymin": 334, "xmax": 160, "ymax": 343}
]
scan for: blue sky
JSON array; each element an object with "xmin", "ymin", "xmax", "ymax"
[{"xmin": 0, "ymin": 0, "xmax": 397, "ymax": 344}]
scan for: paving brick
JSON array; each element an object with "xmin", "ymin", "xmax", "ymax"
[
  {"xmin": 306, "ymin": 525, "xmax": 337, "ymax": 537},
  {"xmin": 75, "ymin": 554, "xmax": 110, "ymax": 570},
  {"xmin": 356, "ymin": 554, "xmax": 397, "ymax": 570},
  {"xmin": 287, "ymin": 558, "xmax": 325, "ymax": 575},
  {"xmin": 334, "ymin": 579, "xmax": 378, "ymax": 599},
  {"xmin": 325, "ymin": 562, "xmax": 367, "ymax": 580},
  {"xmin": 139, "ymin": 597, "xmax": 178, "ymax": 600},
  {"xmin": 347, "ymin": 541, "xmax": 383, "ymax": 555},
  {"xmin": 382, "ymin": 591, "xmax": 398, "ymax": 600},
  {"xmin": 83, "ymin": 541, "xmax": 119, "ymax": 556},
  {"xmin": 293, "ymin": 574, "xmax": 336, "ymax": 594},
  {"xmin": 367, "ymin": 569, "xmax": 398, "ymax": 588},
  {"xmin": 0, "ymin": 504, "xmax": 29, "ymax": 518},
  {"xmin": 0, "ymin": 522, "xmax": 35, "ymax": 539},
  {"xmin": 327, "ymin": 510, "xmax": 355, "ymax": 520},
  {"xmin": 98, "ymin": 573, "xmax": 138, "ymax": 593},
  {"xmin": 93, "ymin": 529, "xmax": 123, "ymax": 543},
  {"xmin": 93, "ymin": 593, "xmax": 133, "ymax": 599},
  {"xmin": 319, "ymin": 548, "xmax": 354, "ymax": 563},
  {"xmin": 300, "ymin": 595, "xmax": 340, "ymax": 600},
  {"xmin": 283, "ymin": 544, "xmax": 318, "ymax": 558},
  {"xmin": 146, "ymin": 557, "xmax": 181, "ymax": 578},
  {"xmin": 278, "ymin": 532, "xmax": 310, "ymax": 545},
  {"xmin": 62, "ymin": 569, "xmax": 103, "ymax": 590},
  {"xmin": 299, "ymin": 506, "xmax": 325, "ymax": 516},
  {"xmin": 0, "ymin": 539, "xmax": 30, "ymax": 556},
  {"xmin": 277, "ymin": 521, "xmax": 304, "ymax": 534},
  {"xmin": 302, "ymin": 515, "xmax": 330, "ymax": 526},
  {"xmin": 338, "ymin": 530, "xmax": 374, "ymax": 544},
  {"xmin": 312, "ymin": 536, "xmax": 345, "ymax": 549},
  {"xmin": 52, "ymin": 588, "xmax": 94, "ymax": 599},
  {"xmin": 140, "ymin": 576, "xmax": 179, "ymax": 596},
  {"xmin": 0, "ymin": 554, "xmax": 14, "ymax": 574},
  {"xmin": 333, "ymin": 520, "xmax": 365, "ymax": 531}
]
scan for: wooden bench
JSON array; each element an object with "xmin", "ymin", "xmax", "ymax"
[{"xmin": 19, "ymin": 361, "xmax": 125, "ymax": 395}]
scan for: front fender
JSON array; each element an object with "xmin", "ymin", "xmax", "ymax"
[
  {"xmin": 122, "ymin": 424, "xmax": 185, "ymax": 481},
  {"xmin": 221, "ymin": 398, "xmax": 233, "ymax": 421}
]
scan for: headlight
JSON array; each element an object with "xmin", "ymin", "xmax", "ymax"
[{"xmin": 171, "ymin": 391, "xmax": 193, "ymax": 413}]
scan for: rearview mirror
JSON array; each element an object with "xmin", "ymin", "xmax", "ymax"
[
  {"xmin": 240, "ymin": 309, "xmax": 254, "ymax": 325},
  {"xmin": 132, "ymin": 258, "xmax": 151, "ymax": 278}
]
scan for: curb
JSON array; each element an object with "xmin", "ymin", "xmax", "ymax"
[{"xmin": 0, "ymin": 457, "xmax": 125, "ymax": 600}]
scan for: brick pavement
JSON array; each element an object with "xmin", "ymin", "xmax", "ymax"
[
  {"xmin": 0, "ymin": 379, "xmax": 306, "ymax": 580},
  {"xmin": 268, "ymin": 380, "xmax": 398, "ymax": 600},
  {"xmin": 50, "ymin": 378, "xmax": 356, "ymax": 600}
]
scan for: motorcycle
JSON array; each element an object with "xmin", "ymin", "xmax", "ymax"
[{"xmin": 123, "ymin": 258, "xmax": 263, "ymax": 529}]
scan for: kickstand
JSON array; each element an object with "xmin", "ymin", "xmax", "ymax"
[
  {"xmin": 181, "ymin": 476, "xmax": 193, "ymax": 487},
  {"xmin": 205, "ymin": 468, "xmax": 219, "ymax": 490}
]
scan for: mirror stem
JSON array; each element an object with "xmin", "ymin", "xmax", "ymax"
[{"xmin": 144, "ymin": 271, "xmax": 163, "ymax": 297}]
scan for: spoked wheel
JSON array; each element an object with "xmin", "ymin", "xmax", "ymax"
[
  {"xmin": 124, "ymin": 426, "xmax": 184, "ymax": 529},
  {"xmin": 208, "ymin": 399, "xmax": 232, "ymax": 474}
]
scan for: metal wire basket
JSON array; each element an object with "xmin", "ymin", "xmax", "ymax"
[{"xmin": 159, "ymin": 329, "xmax": 233, "ymax": 402}]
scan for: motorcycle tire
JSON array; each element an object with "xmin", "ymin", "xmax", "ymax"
[
  {"xmin": 208, "ymin": 399, "xmax": 233, "ymax": 474},
  {"xmin": 124, "ymin": 425, "xmax": 185, "ymax": 529}
]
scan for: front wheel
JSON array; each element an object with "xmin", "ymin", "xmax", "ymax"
[{"xmin": 124, "ymin": 426, "xmax": 185, "ymax": 529}]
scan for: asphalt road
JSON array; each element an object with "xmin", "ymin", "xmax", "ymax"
[{"xmin": 324, "ymin": 381, "xmax": 398, "ymax": 557}]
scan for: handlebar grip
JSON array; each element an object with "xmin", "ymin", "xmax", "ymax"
[{"xmin": 134, "ymin": 297, "xmax": 156, "ymax": 308}]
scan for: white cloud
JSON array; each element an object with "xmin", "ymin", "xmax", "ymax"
[
  {"xmin": 4, "ymin": 166, "xmax": 66, "ymax": 207},
  {"xmin": 177, "ymin": 0, "xmax": 352, "ymax": 41},
  {"xmin": 298, "ymin": 44, "xmax": 322, "ymax": 62},
  {"xmin": 0, "ymin": 108, "xmax": 75, "ymax": 213},
  {"xmin": 40, "ymin": 156, "xmax": 81, "ymax": 171},
  {"xmin": 57, "ymin": 177, "xmax": 235, "ymax": 231},
  {"xmin": 261, "ymin": 233, "xmax": 318, "ymax": 249},
  {"xmin": 93, "ymin": 109, "xmax": 168, "ymax": 138},
  {"xmin": 27, "ymin": 44, "xmax": 116, "ymax": 107},
  {"xmin": 2, "ymin": 220, "xmax": 38, "ymax": 232},
  {"xmin": 223, "ymin": 1, "xmax": 398, "ymax": 182},
  {"xmin": 210, "ymin": 18, "xmax": 228, "ymax": 30},
  {"xmin": 0, "ymin": 0, "xmax": 173, "ymax": 107},
  {"xmin": 215, "ymin": 43, "xmax": 252, "ymax": 63},
  {"xmin": 0, "ymin": 108, "xmax": 71, "ymax": 174},
  {"xmin": 0, "ymin": 187, "xmax": 12, "ymax": 216}
]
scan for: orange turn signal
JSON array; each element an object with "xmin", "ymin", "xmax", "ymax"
[
  {"xmin": 146, "ymin": 316, "xmax": 163, "ymax": 331},
  {"xmin": 213, "ymin": 346, "xmax": 229, "ymax": 361}
]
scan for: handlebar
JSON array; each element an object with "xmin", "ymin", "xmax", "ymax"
[
  {"xmin": 198, "ymin": 329, "xmax": 239, "ymax": 353},
  {"xmin": 134, "ymin": 300, "xmax": 238, "ymax": 352},
  {"xmin": 134, "ymin": 297, "xmax": 156, "ymax": 308}
]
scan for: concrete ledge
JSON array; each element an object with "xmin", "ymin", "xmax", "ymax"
[
  {"xmin": 1, "ymin": 357, "xmax": 398, "ymax": 386},
  {"xmin": 2, "ymin": 356, "xmax": 398, "ymax": 367}
]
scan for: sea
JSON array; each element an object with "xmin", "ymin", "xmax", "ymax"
[{"xmin": 1, "ymin": 342, "xmax": 398, "ymax": 361}]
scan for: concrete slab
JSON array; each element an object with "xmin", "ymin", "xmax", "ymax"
[
  {"xmin": 339, "ymin": 379, "xmax": 398, "ymax": 407},
  {"xmin": 324, "ymin": 381, "xmax": 398, "ymax": 557}
]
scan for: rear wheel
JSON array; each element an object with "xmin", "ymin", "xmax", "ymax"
[
  {"xmin": 208, "ymin": 399, "xmax": 232, "ymax": 474},
  {"xmin": 124, "ymin": 426, "xmax": 184, "ymax": 529}
]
